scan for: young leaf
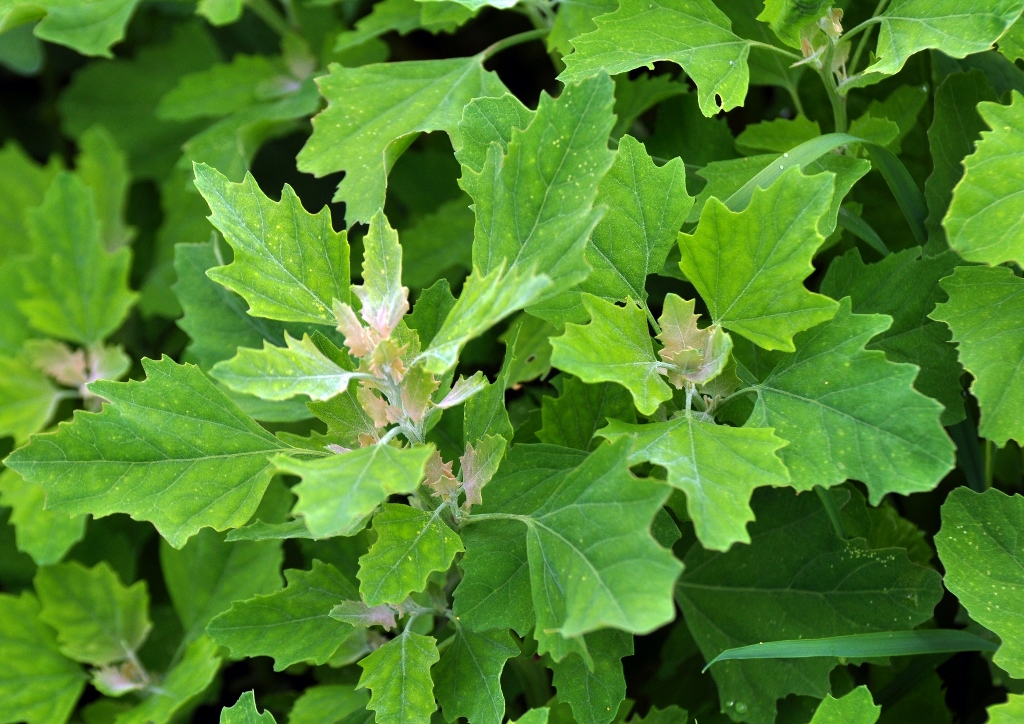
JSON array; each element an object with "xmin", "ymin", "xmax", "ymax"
[
  {"xmin": 657, "ymin": 294, "xmax": 733, "ymax": 387},
  {"xmin": 76, "ymin": 125, "xmax": 134, "ymax": 251},
  {"xmin": 460, "ymin": 434, "xmax": 506, "ymax": 508},
  {"xmin": 0, "ymin": 141, "xmax": 62, "ymax": 256},
  {"xmin": 600, "ymin": 414, "xmax": 790, "ymax": 551},
  {"xmin": 459, "ymin": 441, "xmax": 680, "ymax": 659},
  {"xmin": 0, "ymin": 469, "xmax": 86, "ymax": 566},
  {"xmin": 559, "ymin": 0, "xmax": 750, "ymax": 116},
  {"xmin": 460, "ymin": 74, "xmax": 616, "ymax": 298},
  {"xmin": 434, "ymin": 625, "xmax": 519, "ymax": 724},
  {"xmin": 748, "ymin": 299, "xmax": 955, "ymax": 500},
  {"xmin": 757, "ymin": 0, "xmax": 830, "ymax": 48},
  {"xmin": 279, "ymin": 444, "xmax": 434, "ymax": 539},
  {"xmin": 0, "ymin": 592, "xmax": 87, "ymax": 724},
  {"xmin": 821, "ymin": 247, "xmax": 964, "ymax": 424},
  {"xmin": 809, "ymin": 687, "xmax": 880, "ymax": 724},
  {"xmin": 330, "ymin": 600, "xmax": 398, "ymax": 629},
  {"xmin": 160, "ymin": 529, "xmax": 283, "ymax": 643},
  {"xmin": 221, "ymin": 691, "xmax": 277, "ymax": 723},
  {"xmin": 944, "ymin": 91, "xmax": 1024, "ymax": 265},
  {"xmin": 211, "ymin": 333, "xmax": 362, "ymax": 402},
  {"xmin": 114, "ymin": 636, "xmax": 221, "ymax": 724},
  {"xmin": 18, "ymin": 172, "xmax": 136, "ymax": 345},
  {"xmin": 289, "ymin": 685, "xmax": 369, "ymax": 724},
  {"xmin": 537, "ymin": 377, "xmax": 635, "ymax": 451},
  {"xmin": 195, "ymin": 164, "xmax": 350, "ymax": 326},
  {"xmin": 352, "ymin": 211, "xmax": 408, "ymax": 339},
  {"xmin": 34, "ymin": 561, "xmax": 150, "ymax": 666},
  {"xmin": 677, "ymin": 487, "xmax": 943, "ymax": 724},
  {"xmin": 931, "ymin": 265, "xmax": 1024, "ymax": 446},
  {"xmin": 297, "ymin": 56, "xmax": 507, "ymax": 223},
  {"xmin": 576, "ymin": 134, "xmax": 693, "ymax": 307},
  {"xmin": 936, "ymin": 487, "xmax": 1024, "ymax": 678},
  {"xmin": 357, "ymin": 503, "xmax": 464, "ymax": 606},
  {"xmin": 0, "ymin": 354, "xmax": 61, "ymax": 444},
  {"xmin": 550, "ymin": 629, "xmax": 632, "ymax": 724},
  {"xmin": 856, "ymin": 0, "xmax": 1024, "ymax": 84},
  {"xmin": 4, "ymin": 357, "xmax": 292, "ymax": 548},
  {"xmin": 463, "ymin": 336, "xmax": 516, "ymax": 444},
  {"xmin": 678, "ymin": 167, "xmax": 839, "ymax": 352},
  {"xmin": 550, "ymin": 295, "xmax": 673, "ymax": 416},
  {"xmin": 207, "ymin": 561, "xmax": 359, "ymax": 671},
  {"xmin": 358, "ymin": 629, "xmax": 440, "ymax": 724}
]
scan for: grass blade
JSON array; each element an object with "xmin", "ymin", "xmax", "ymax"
[
  {"xmin": 703, "ymin": 630, "xmax": 998, "ymax": 671},
  {"xmin": 837, "ymin": 206, "xmax": 890, "ymax": 256}
]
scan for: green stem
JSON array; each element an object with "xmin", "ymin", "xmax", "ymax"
[
  {"xmin": 748, "ymin": 40, "xmax": 802, "ymax": 61},
  {"xmin": 848, "ymin": 0, "xmax": 890, "ymax": 74},
  {"xmin": 820, "ymin": 43, "xmax": 848, "ymax": 133},
  {"xmin": 788, "ymin": 84, "xmax": 807, "ymax": 118},
  {"xmin": 643, "ymin": 301, "xmax": 662, "ymax": 335},
  {"xmin": 246, "ymin": 0, "xmax": 294, "ymax": 36},
  {"xmin": 815, "ymin": 485, "xmax": 848, "ymax": 539},
  {"xmin": 481, "ymin": 28, "xmax": 549, "ymax": 61}
]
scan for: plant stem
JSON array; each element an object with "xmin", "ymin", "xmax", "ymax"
[
  {"xmin": 815, "ymin": 485, "xmax": 848, "ymax": 539},
  {"xmin": 481, "ymin": 28, "xmax": 549, "ymax": 61},
  {"xmin": 820, "ymin": 42, "xmax": 848, "ymax": 133},
  {"xmin": 788, "ymin": 84, "xmax": 807, "ymax": 118},
  {"xmin": 246, "ymin": 0, "xmax": 294, "ymax": 36},
  {"xmin": 848, "ymin": 0, "xmax": 890, "ymax": 74},
  {"xmin": 748, "ymin": 40, "xmax": 802, "ymax": 62}
]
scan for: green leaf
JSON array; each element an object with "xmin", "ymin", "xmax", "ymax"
[
  {"xmin": 610, "ymin": 73, "xmax": 688, "ymax": 139},
  {"xmin": 357, "ymin": 503, "xmax": 464, "ymax": 606},
  {"xmin": 704, "ymin": 629, "xmax": 999, "ymax": 667},
  {"xmin": 936, "ymin": 487, "xmax": 1024, "ymax": 678},
  {"xmin": 550, "ymin": 629, "xmax": 632, "ymax": 724},
  {"xmin": 944, "ymin": 91, "xmax": 1024, "ymax": 265},
  {"xmin": 0, "ymin": 354, "xmax": 61, "ymax": 444},
  {"xmin": 0, "ymin": 0, "xmax": 139, "ymax": 57},
  {"xmin": 34, "ymin": 561, "xmax": 150, "ymax": 666},
  {"xmin": 757, "ymin": 0, "xmax": 830, "ymax": 48},
  {"xmin": 820, "ymin": 247, "xmax": 964, "ymax": 425},
  {"xmin": 400, "ymin": 198, "xmax": 474, "ymax": 290},
  {"xmin": 158, "ymin": 54, "xmax": 285, "ymax": 121},
  {"xmin": 676, "ymin": 487, "xmax": 943, "ymax": 724},
  {"xmin": 931, "ymin": 265, "xmax": 1024, "ymax": 446},
  {"xmin": 463, "ymin": 339, "xmax": 516, "ymax": 444},
  {"xmin": 212, "ymin": 333, "xmax": 362, "ymax": 402},
  {"xmin": 419, "ymin": 265, "xmax": 553, "ymax": 374},
  {"xmin": 289, "ymin": 684, "xmax": 369, "ymax": 724},
  {"xmin": 856, "ymin": 0, "xmax": 1024, "ymax": 84},
  {"xmin": 114, "ymin": 636, "xmax": 221, "ymax": 724},
  {"xmin": 195, "ymin": 164, "xmax": 350, "ymax": 325},
  {"xmin": 298, "ymin": 56, "xmax": 506, "ymax": 223},
  {"xmin": 748, "ymin": 298, "xmax": 955, "ymax": 500},
  {"xmin": 358, "ymin": 629, "xmax": 440, "ymax": 724},
  {"xmin": 513, "ymin": 710, "xmax": 550, "ymax": 724},
  {"xmin": 0, "ymin": 469, "xmax": 85, "ymax": 566},
  {"xmin": 279, "ymin": 444, "xmax": 434, "ymax": 539},
  {"xmin": 207, "ymin": 560, "xmax": 359, "ymax": 671},
  {"xmin": 221, "ymin": 691, "xmax": 277, "ymax": 723},
  {"xmin": 461, "ymin": 441, "xmax": 680, "ymax": 659},
  {"xmin": 600, "ymin": 413, "xmax": 790, "ymax": 551},
  {"xmin": 559, "ymin": 0, "xmax": 750, "ymax": 116},
  {"xmin": 988, "ymin": 694, "xmax": 1024, "ymax": 724},
  {"xmin": 537, "ymin": 377, "xmax": 636, "ymax": 451},
  {"xmin": 5, "ymin": 357, "xmax": 291, "ymax": 548},
  {"xmin": 288, "ymin": 684, "xmax": 368, "ymax": 724},
  {"xmin": 0, "ymin": 592, "xmax": 87, "ymax": 724},
  {"xmin": 452, "ymin": 516, "xmax": 533, "ymax": 635},
  {"xmin": 573, "ymin": 134, "xmax": 692, "ymax": 309},
  {"xmin": 332, "ymin": 0, "xmax": 472, "ymax": 54},
  {"xmin": 550, "ymin": 295, "xmax": 672, "ymax": 416},
  {"xmin": 809, "ymin": 687, "xmax": 880, "ymax": 724},
  {"xmin": 847, "ymin": 84, "xmax": 930, "ymax": 155},
  {"xmin": 76, "ymin": 125, "xmax": 134, "ymax": 251},
  {"xmin": 160, "ymin": 528, "xmax": 283, "ymax": 642},
  {"xmin": 679, "ymin": 167, "xmax": 839, "ymax": 351},
  {"xmin": 735, "ymin": 116, "xmax": 821, "ymax": 154},
  {"xmin": 434, "ymin": 625, "xmax": 519, "ymax": 724},
  {"xmin": 461, "ymin": 74, "xmax": 615, "ymax": 299},
  {"xmin": 17, "ymin": 172, "xmax": 136, "ymax": 344},
  {"xmin": 0, "ymin": 141, "xmax": 62, "ymax": 256},
  {"xmin": 57, "ymin": 23, "xmax": 220, "ymax": 179},
  {"xmin": 924, "ymin": 70, "xmax": 998, "ymax": 250},
  {"xmin": 454, "ymin": 92, "xmax": 532, "ymax": 173}
]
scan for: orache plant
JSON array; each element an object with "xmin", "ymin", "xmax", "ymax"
[{"xmin": 1, "ymin": 0, "xmax": 1024, "ymax": 723}]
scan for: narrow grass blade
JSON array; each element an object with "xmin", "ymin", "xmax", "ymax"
[
  {"xmin": 703, "ymin": 630, "xmax": 998, "ymax": 671},
  {"xmin": 837, "ymin": 206, "xmax": 890, "ymax": 257}
]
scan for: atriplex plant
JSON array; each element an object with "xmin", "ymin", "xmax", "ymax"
[{"xmin": 1, "ymin": 0, "xmax": 1024, "ymax": 722}]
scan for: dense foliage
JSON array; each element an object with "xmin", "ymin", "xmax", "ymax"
[{"xmin": 1, "ymin": 0, "xmax": 1024, "ymax": 722}]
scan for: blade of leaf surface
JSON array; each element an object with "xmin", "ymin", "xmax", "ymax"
[
  {"xmin": 936, "ymin": 487, "xmax": 1024, "ymax": 678},
  {"xmin": 434, "ymin": 626, "xmax": 519, "ymax": 724},
  {"xmin": 559, "ymin": 0, "xmax": 750, "ymax": 116},
  {"xmin": 298, "ymin": 56, "xmax": 507, "ymax": 223},
  {"xmin": 0, "ymin": 469, "xmax": 86, "ymax": 566},
  {"xmin": 550, "ymin": 629, "xmax": 632, "ymax": 724},
  {"xmin": 358, "ymin": 630, "xmax": 440, "ymax": 724},
  {"xmin": 809, "ymin": 687, "xmax": 880, "ymax": 724},
  {"xmin": 931, "ymin": 265, "xmax": 1024, "ymax": 447},
  {"xmin": 113, "ymin": 636, "xmax": 221, "ymax": 724},
  {"xmin": 748, "ymin": 299, "xmax": 954, "ymax": 499},
  {"xmin": 4, "ymin": 357, "xmax": 292, "ymax": 549},
  {"xmin": 680, "ymin": 166, "xmax": 839, "ymax": 351},
  {"xmin": 195, "ymin": 164, "xmax": 349, "ymax": 326},
  {"xmin": 220, "ymin": 691, "xmax": 277, "ymax": 723}
]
